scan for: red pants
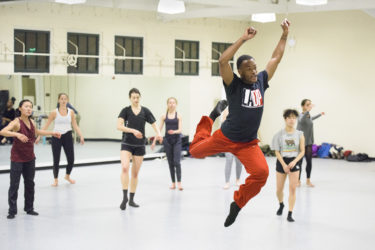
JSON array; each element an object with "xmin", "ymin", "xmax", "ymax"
[{"xmin": 189, "ymin": 116, "xmax": 269, "ymax": 208}]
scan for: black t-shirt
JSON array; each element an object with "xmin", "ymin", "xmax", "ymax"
[
  {"xmin": 118, "ymin": 106, "xmax": 156, "ymax": 146},
  {"xmin": 221, "ymin": 70, "xmax": 269, "ymax": 142}
]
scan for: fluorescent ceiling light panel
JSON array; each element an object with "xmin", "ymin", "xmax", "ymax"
[
  {"xmin": 251, "ymin": 13, "xmax": 276, "ymax": 23},
  {"xmin": 296, "ymin": 0, "xmax": 328, "ymax": 6},
  {"xmin": 55, "ymin": 0, "xmax": 86, "ymax": 5},
  {"xmin": 157, "ymin": 0, "xmax": 185, "ymax": 14}
]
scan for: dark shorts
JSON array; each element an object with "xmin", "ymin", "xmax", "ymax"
[
  {"xmin": 121, "ymin": 144, "xmax": 145, "ymax": 156},
  {"xmin": 276, "ymin": 157, "xmax": 302, "ymax": 174}
]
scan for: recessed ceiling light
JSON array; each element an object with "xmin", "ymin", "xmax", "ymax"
[
  {"xmin": 157, "ymin": 0, "xmax": 185, "ymax": 15},
  {"xmin": 296, "ymin": 0, "xmax": 328, "ymax": 6},
  {"xmin": 55, "ymin": 0, "xmax": 86, "ymax": 5},
  {"xmin": 251, "ymin": 13, "xmax": 276, "ymax": 23}
]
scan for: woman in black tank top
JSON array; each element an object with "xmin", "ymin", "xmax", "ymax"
[{"xmin": 152, "ymin": 97, "xmax": 183, "ymax": 190}]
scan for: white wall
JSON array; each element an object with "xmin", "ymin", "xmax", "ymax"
[
  {"xmin": 0, "ymin": 3, "xmax": 374, "ymax": 155},
  {"xmin": 256, "ymin": 11, "xmax": 375, "ymax": 156},
  {"xmin": 0, "ymin": 75, "xmax": 22, "ymax": 102},
  {"xmin": 0, "ymin": 2, "xmax": 243, "ymax": 140}
]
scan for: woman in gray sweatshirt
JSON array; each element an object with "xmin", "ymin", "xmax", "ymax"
[{"xmin": 297, "ymin": 99, "xmax": 325, "ymax": 187}]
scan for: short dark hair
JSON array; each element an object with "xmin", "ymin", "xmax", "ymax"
[
  {"xmin": 301, "ymin": 99, "xmax": 311, "ymax": 106},
  {"xmin": 283, "ymin": 109, "xmax": 299, "ymax": 119},
  {"xmin": 129, "ymin": 88, "xmax": 141, "ymax": 98},
  {"xmin": 236, "ymin": 55, "xmax": 254, "ymax": 69}
]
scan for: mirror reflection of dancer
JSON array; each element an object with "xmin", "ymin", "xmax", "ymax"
[
  {"xmin": 189, "ymin": 19, "xmax": 291, "ymax": 227},
  {"xmin": 297, "ymin": 99, "xmax": 325, "ymax": 187},
  {"xmin": 152, "ymin": 97, "xmax": 183, "ymax": 191},
  {"xmin": 37, "ymin": 93, "xmax": 84, "ymax": 187},
  {"xmin": 0, "ymin": 100, "xmax": 61, "ymax": 219},
  {"xmin": 271, "ymin": 109, "xmax": 305, "ymax": 222},
  {"xmin": 1, "ymin": 97, "xmax": 16, "ymax": 144},
  {"xmin": 117, "ymin": 88, "xmax": 163, "ymax": 211}
]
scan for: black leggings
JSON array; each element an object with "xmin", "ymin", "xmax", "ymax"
[
  {"xmin": 51, "ymin": 131, "xmax": 74, "ymax": 178},
  {"xmin": 8, "ymin": 160, "xmax": 35, "ymax": 214},
  {"xmin": 164, "ymin": 138, "xmax": 182, "ymax": 183},
  {"xmin": 299, "ymin": 145, "xmax": 312, "ymax": 180}
]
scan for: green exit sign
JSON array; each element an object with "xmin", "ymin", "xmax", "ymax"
[{"xmin": 28, "ymin": 48, "xmax": 36, "ymax": 52}]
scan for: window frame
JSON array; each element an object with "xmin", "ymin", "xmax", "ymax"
[
  {"xmin": 67, "ymin": 32, "xmax": 100, "ymax": 74},
  {"xmin": 14, "ymin": 29, "xmax": 50, "ymax": 73},
  {"xmin": 175, "ymin": 39, "xmax": 199, "ymax": 76},
  {"xmin": 211, "ymin": 42, "xmax": 234, "ymax": 76},
  {"xmin": 114, "ymin": 36, "xmax": 144, "ymax": 75}
]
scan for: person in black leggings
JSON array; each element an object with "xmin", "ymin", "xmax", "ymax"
[
  {"xmin": 36, "ymin": 93, "xmax": 84, "ymax": 186},
  {"xmin": 152, "ymin": 97, "xmax": 183, "ymax": 190},
  {"xmin": 297, "ymin": 99, "xmax": 325, "ymax": 187}
]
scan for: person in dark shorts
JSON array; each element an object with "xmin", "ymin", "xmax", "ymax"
[
  {"xmin": 0, "ymin": 99, "xmax": 60, "ymax": 219},
  {"xmin": 117, "ymin": 88, "xmax": 163, "ymax": 211},
  {"xmin": 271, "ymin": 109, "xmax": 305, "ymax": 222}
]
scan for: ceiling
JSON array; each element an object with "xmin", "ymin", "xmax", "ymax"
[{"xmin": 2, "ymin": 0, "xmax": 375, "ymax": 20}]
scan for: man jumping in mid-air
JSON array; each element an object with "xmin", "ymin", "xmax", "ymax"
[{"xmin": 189, "ymin": 18, "xmax": 291, "ymax": 227}]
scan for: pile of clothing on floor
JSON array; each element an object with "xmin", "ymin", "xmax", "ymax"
[{"xmin": 260, "ymin": 142, "xmax": 374, "ymax": 162}]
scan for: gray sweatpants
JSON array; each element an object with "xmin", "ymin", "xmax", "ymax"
[{"xmin": 224, "ymin": 152, "xmax": 242, "ymax": 183}]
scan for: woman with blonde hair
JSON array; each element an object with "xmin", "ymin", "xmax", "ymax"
[{"xmin": 153, "ymin": 97, "xmax": 183, "ymax": 190}]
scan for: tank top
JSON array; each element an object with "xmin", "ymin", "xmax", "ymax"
[
  {"xmin": 54, "ymin": 108, "xmax": 72, "ymax": 134},
  {"xmin": 11, "ymin": 118, "xmax": 36, "ymax": 162},
  {"xmin": 165, "ymin": 112, "xmax": 180, "ymax": 144}
]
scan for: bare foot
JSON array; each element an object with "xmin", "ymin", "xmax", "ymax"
[
  {"xmin": 64, "ymin": 175, "xmax": 76, "ymax": 184},
  {"xmin": 306, "ymin": 181, "xmax": 315, "ymax": 187},
  {"xmin": 170, "ymin": 184, "xmax": 176, "ymax": 190},
  {"xmin": 177, "ymin": 183, "xmax": 183, "ymax": 191},
  {"xmin": 223, "ymin": 183, "xmax": 230, "ymax": 189},
  {"xmin": 236, "ymin": 179, "xmax": 241, "ymax": 187},
  {"xmin": 51, "ymin": 179, "xmax": 58, "ymax": 187}
]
